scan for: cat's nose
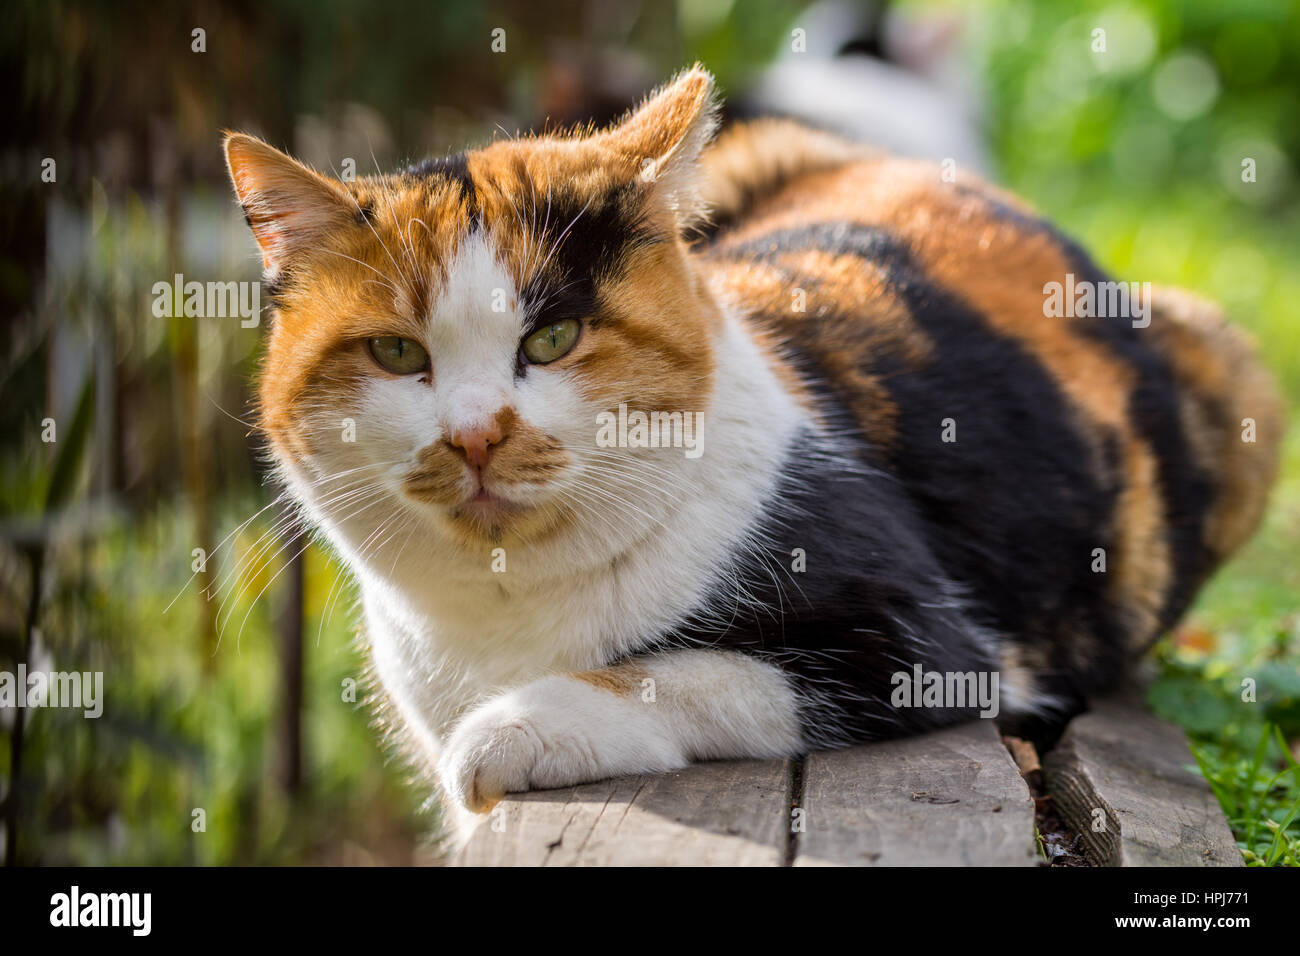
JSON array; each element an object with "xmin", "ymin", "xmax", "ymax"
[{"xmin": 449, "ymin": 421, "xmax": 506, "ymax": 470}]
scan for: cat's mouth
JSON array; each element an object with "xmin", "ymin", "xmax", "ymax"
[
  {"xmin": 449, "ymin": 479, "xmax": 527, "ymax": 524},
  {"xmin": 402, "ymin": 461, "xmax": 556, "ymax": 537},
  {"xmin": 401, "ymin": 464, "xmax": 518, "ymax": 512},
  {"xmin": 460, "ymin": 485, "xmax": 516, "ymax": 514},
  {"xmin": 442, "ymin": 489, "xmax": 543, "ymax": 542}
]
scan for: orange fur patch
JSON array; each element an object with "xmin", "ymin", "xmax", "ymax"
[{"xmin": 572, "ymin": 662, "xmax": 650, "ymax": 696}]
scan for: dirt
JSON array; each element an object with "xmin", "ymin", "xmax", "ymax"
[{"xmin": 1002, "ymin": 735, "xmax": 1093, "ymax": 867}]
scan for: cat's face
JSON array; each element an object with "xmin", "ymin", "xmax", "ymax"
[{"xmin": 226, "ymin": 69, "xmax": 719, "ymax": 550}]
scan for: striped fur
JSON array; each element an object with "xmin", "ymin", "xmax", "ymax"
[
  {"xmin": 225, "ymin": 68, "xmax": 1283, "ymax": 839},
  {"xmin": 693, "ymin": 119, "xmax": 1283, "ymax": 723}
]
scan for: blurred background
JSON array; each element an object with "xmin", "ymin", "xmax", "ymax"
[{"xmin": 2, "ymin": 0, "xmax": 1297, "ymax": 866}]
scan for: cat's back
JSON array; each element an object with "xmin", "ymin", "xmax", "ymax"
[{"xmin": 694, "ymin": 118, "xmax": 1282, "ymax": 659}]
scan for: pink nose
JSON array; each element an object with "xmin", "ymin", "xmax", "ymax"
[{"xmin": 449, "ymin": 422, "xmax": 505, "ymax": 470}]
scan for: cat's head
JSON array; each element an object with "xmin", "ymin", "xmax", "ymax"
[{"xmin": 225, "ymin": 68, "xmax": 719, "ymax": 554}]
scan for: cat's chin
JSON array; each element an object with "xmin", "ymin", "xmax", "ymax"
[
  {"xmin": 452, "ymin": 493, "xmax": 520, "ymax": 525},
  {"xmin": 436, "ymin": 490, "xmax": 570, "ymax": 544}
]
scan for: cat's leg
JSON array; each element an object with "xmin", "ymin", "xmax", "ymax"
[{"xmin": 437, "ymin": 648, "xmax": 801, "ymax": 813}]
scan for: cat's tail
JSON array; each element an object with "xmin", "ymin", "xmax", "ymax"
[{"xmin": 1150, "ymin": 285, "xmax": 1285, "ymax": 563}]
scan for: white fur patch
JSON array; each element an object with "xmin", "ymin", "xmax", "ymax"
[{"xmin": 438, "ymin": 649, "xmax": 800, "ymax": 842}]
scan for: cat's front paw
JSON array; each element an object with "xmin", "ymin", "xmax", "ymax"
[
  {"xmin": 437, "ymin": 705, "xmax": 546, "ymax": 814},
  {"xmin": 436, "ymin": 675, "xmax": 684, "ymax": 813}
]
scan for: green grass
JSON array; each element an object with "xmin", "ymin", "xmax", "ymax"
[
  {"xmin": 1144, "ymin": 425, "xmax": 1300, "ymax": 864},
  {"xmin": 1190, "ymin": 727, "xmax": 1300, "ymax": 866}
]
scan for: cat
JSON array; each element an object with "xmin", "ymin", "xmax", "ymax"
[{"xmin": 224, "ymin": 66, "xmax": 1283, "ymax": 839}]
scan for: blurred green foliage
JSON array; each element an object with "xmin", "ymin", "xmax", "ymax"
[{"xmin": 976, "ymin": 0, "xmax": 1300, "ymax": 397}]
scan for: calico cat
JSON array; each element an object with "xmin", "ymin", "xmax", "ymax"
[{"xmin": 224, "ymin": 67, "xmax": 1282, "ymax": 836}]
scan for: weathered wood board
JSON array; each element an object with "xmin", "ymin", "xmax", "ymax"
[
  {"xmin": 1043, "ymin": 697, "xmax": 1243, "ymax": 867},
  {"xmin": 795, "ymin": 720, "xmax": 1038, "ymax": 866},
  {"xmin": 454, "ymin": 758, "xmax": 793, "ymax": 866},
  {"xmin": 453, "ymin": 704, "xmax": 1243, "ymax": 866}
]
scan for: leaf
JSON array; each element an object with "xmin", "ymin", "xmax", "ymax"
[
  {"xmin": 1265, "ymin": 795, "xmax": 1300, "ymax": 866},
  {"xmin": 1255, "ymin": 662, "xmax": 1300, "ymax": 700},
  {"xmin": 44, "ymin": 372, "xmax": 96, "ymax": 514},
  {"xmin": 1147, "ymin": 676, "xmax": 1238, "ymax": 735},
  {"xmin": 1276, "ymin": 727, "xmax": 1300, "ymax": 771}
]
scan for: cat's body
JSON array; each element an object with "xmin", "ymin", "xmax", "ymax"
[{"xmin": 225, "ymin": 68, "xmax": 1281, "ymax": 840}]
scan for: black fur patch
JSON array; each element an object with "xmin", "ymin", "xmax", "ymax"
[
  {"xmin": 406, "ymin": 152, "xmax": 476, "ymax": 212},
  {"xmin": 262, "ymin": 270, "xmax": 287, "ymax": 303},
  {"xmin": 519, "ymin": 184, "xmax": 658, "ymax": 332},
  {"xmin": 663, "ymin": 424, "xmax": 1002, "ymax": 746},
  {"xmin": 713, "ymin": 221, "xmax": 905, "ymax": 269}
]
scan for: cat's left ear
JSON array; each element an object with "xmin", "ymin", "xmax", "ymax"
[{"xmin": 598, "ymin": 65, "xmax": 718, "ymax": 231}]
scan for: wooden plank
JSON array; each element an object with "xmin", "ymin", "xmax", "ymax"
[
  {"xmin": 1043, "ymin": 696, "xmax": 1243, "ymax": 866},
  {"xmin": 794, "ymin": 720, "xmax": 1037, "ymax": 866},
  {"xmin": 453, "ymin": 758, "xmax": 793, "ymax": 866}
]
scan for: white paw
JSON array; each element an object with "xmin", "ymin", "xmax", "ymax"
[{"xmin": 436, "ymin": 676, "xmax": 684, "ymax": 813}]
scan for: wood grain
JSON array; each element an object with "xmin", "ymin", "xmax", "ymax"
[
  {"xmin": 453, "ymin": 758, "xmax": 793, "ymax": 866},
  {"xmin": 1043, "ymin": 696, "xmax": 1243, "ymax": 866},
  {"xmin": 794, "ymin": 720, "xmax": 1038, "ymax": 866}
]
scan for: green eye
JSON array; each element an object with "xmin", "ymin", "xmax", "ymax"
[
  {"xmin": 368, "ymin": 336, "xmax": 428, "ymax": 374},
  {"xmin": 521, "ymin": 319, "xmax": 581, "ymax": 365}
]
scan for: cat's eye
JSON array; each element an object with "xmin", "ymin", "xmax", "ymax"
[
  {"xmin": 521, "ymin": 319, "xmax": 580, "ymax": 365},
  {"xmin": 368, "ymin": 336, "xmax": 428, "ymax": 375}
]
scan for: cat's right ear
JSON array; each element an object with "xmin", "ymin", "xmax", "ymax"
[
  {"xmin": 223, "ymin": 133, "xmax": 354, "ymax": 275},
  {"xmin": 596, "ymin": 66, "xmax": 718, "ymax": 233}
]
